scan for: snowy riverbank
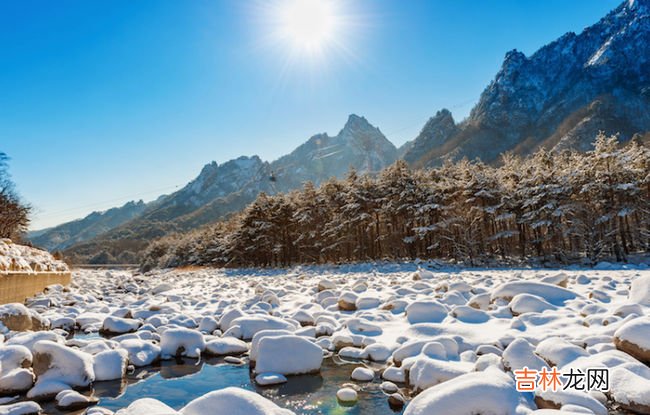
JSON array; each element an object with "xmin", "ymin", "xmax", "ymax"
[{"xmin": 0, "ymin": 263, "xmax": 649, "ymax": 414}]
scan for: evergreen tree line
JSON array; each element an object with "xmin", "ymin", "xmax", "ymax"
[
  {"xmin": 141, "ymin": 135, "xmax": 650, "ymax": 270},
  {"xmin": 0, "ymin": 153, "xmax": 30, "ymax": 240}
]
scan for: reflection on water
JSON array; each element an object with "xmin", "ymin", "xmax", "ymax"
[{"xmin": 41, "ymin": 356, "xmax": 406, "ymax": 415}]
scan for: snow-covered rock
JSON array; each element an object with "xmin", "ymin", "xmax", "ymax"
[
  {"xmin": 255, "ymin": 335, "xmax": 323, "ymax": 376},
  {"xmin": 350, "ymin": 367, "xmax": 374, "ymax": 381},
  {"xmin": 160, "ymin": 328, "xmax": 205, "ymax": 358},
  {"xmin": 404, "ymin": 368, "xmax": 530, "ymax": 415},
  {"xmin": 491, "ymin": 281, "xmax": 578, "ymax": 305},
  {"xmin": 204, "ymin": 337, "xmax": 248, "ymax": 356},
  {"xmin": 32, "ymin": 340, "xmax": 94, "ymax": 388},
  {"xmin": 118, "ymin": 339, "xmax": 161, "ymax": 367},
  {"xmin": 614, "ymin": 316, "xmax": 650, "ymax": 363},
  {"xmin": 180, "ymin": 387, "xmax": 294, "ymax": 415},
  {"xmin": 100, "ymin": 316, "xmax": 141, "ymax": 335},
  {"xmin": 0, "ymin": 401, "xmax": 42, "ymax": 415},
  {"xmin": 336, "ymin": 387, "xmax": 358, "ymax": 405},
  {"xmin": 55, "ymin": 389, "xmax": 98, "ymax": 410},
  {"xmin": 93, "ymin": 349, "xmax": 128, "ymax": 381}
]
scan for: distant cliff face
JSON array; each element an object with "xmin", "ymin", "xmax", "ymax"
[{"xmin": 410, "ymin": 0, "xmax": 650, "ymax": 166}]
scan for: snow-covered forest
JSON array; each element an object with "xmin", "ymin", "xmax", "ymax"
[{"xmin": 142, "ymin": 135, "xmax": 650, "ymax": 270}]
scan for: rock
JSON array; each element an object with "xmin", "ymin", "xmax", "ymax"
[
  {"xmin": 614, "ymin": 317, "xmax": 650, "ymax": 363},
  {"xmin": 0, "ymin": 401, "xmax": 42, "ymax": 415},
  {"xmin": 0, "ymin": 304, "xmax": 33, "ymax": 331},
  {"xmin": 338, "ymin": 292, "xmax": 358, "ymax": 311},
  {"xmin": 350, "ymin": 367, "xmax": 374, "ymax": 381},
  {"xmin": 388, "ymin": 393, "xmax": 406, "ymax": 410},
  {"xmin": 336, "ymin": 387, "xmax": 358, "ymax": 405},
  {"xmin": 380, "ymin": 381, "xmax": 398, "ymax": 393},
  {"xmin": 255, "ymin": 373, "xmax": 288, "ymax": 386},
  {"xmin": 160, "ymin": 328, "xmax": 206, "ymax": 358},
  {"xmin": 55, "ymin": 390, "xmax": 98, "ymax": 411}
]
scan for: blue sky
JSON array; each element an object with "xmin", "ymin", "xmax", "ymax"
[{"xmin": 1, "ymin": 0, "xmax": 621, "ymax": 230}]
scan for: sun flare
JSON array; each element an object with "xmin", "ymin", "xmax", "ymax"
[{"xmin": 280, "ymin": 0, "xmax": 336, "ymax": 51}]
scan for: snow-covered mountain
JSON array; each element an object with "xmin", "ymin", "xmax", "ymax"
[
  {"xmin": 407, "ymin": 0, "xmax": 650, "ymax": 166},
  {"xmin": 59, "ymin": 115, "xmax": 397, "ymax": 263},
  {"xmin": 29, "ymin": 200, "xmax": 148, "ymax": 252},
  {"xmin": 271, "ymin": 114, "xmax": 397, "ymax": 191}
]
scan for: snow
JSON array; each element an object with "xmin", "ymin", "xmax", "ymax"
[
  {"xmin": 2, "ymin": 264, "xmax": 649, "ymax": 413},
  {"xmin": 0, "ymin": 240, "xmax": 68, "ymax": 273},
  {"xmin": 609, "ymin": 366, "xmax": 650, "ymax": 413},
  {"xmin": 180, "ymin": 387, "xmax": 294, "ymax": 415},
  {"xmin": 255, "ymin": 335, "xmax": 323, "ymax": 376}
]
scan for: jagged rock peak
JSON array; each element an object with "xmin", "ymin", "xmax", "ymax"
[{"xmin": 341, "ymin": 114, "xmax": 377, "ymax": 133}]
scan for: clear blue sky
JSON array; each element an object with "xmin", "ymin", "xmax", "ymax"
[{"xmin": 0, "ymin": 0, "xmax": 621, "ymax": 230}]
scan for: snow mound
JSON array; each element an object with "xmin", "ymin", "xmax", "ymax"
[
  {"xmin": 629, "ymin": 274, "xmax": 650, "ymax": 305},
  {"xmin": 118, "ymin": 339, "xmax": 161, "ymax": 367},
  {"xmin": 225, "ymin": 316, "xmax": 297, "ymax": 340},
  {"xmin": 405, "ymin": 300, "xmax": 448, "ymax": 324},
  {"xmin": 180, "ymin": 387, "xmax": 294, "ymax": 415},
  {"xmin": 255, "ymin": 335, "xmax": 323, "ymax": 376},
  {"xmin": 509, "ymin": 294, "xmax": 556, "ymax": 315},
  {"xmin": 404, "ymin": 368, "xmax": 531, "ymax": 415},
  {"xmin": 255, "ymin": 372, "xmax": 288, "ymax": 386},
  {"xmin": 491, "ymin": 281, "xmax": 578, "ymax": 305}
]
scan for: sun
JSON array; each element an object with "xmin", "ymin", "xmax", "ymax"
[{"xmin": 279, "ymin": 0, "xmax": 336, "ymax": 52}]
